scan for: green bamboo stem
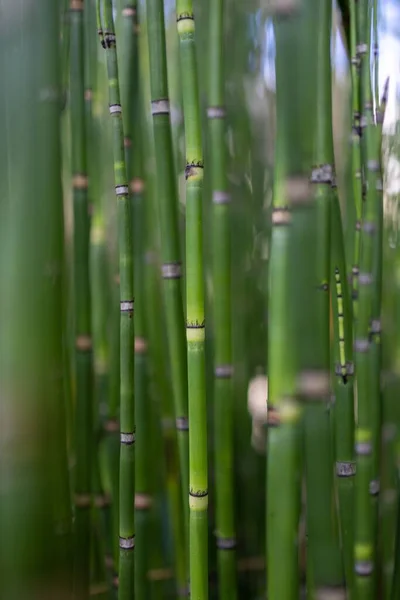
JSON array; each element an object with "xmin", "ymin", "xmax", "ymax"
[
  {"xmin": 70, "ymin": 1, "xmax": 93, "ymax": 597},
  {"xmin": 301, "ymin": 0, "xmax": 344, "ymax": 594},
  {"xmin": 207, "ymin": 0, "xmax": 236, "ymax": 598},
  {"xmin": 266, "ymin": 9, "xmax": 304, "ymax": 599},
  {"xmin": 349, "ymin": 0, "xmax": 363, "ymax": 318},
  {"xmin": 98, "ymin": 2, "xmax": 135, "ymax": 597},
  {"xmin": 353, "ymin": 2, "xmax": 379, "ymax": 597},
  {"xmin": 331, "ymin": 184, "xmax": 356, "ymax": 594},
  {"xmin": 373, "ymin": 0, "xmax": 379, "ymax": 109},
  {"xmin": 145, "ymin": 0, "xmax": 190, "ymax": 560},
  {"xmin": 176, "ymin": 1, "xmax": 207, "ymax": 597}
]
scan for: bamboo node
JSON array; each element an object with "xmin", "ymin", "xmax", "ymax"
[
  {"xmin": 354, "ymin": 559, "xmax": 374, "ymax": 576},
  {"xmin": 265, "ymin": 0, "xmax": 300, "ymax": 15},
  {"xmin": 161, "ymin": 262, "xmax": 182, "ymax": 279},
  {"xmin": 134, "ymin": 336, "xmax": 148, "ymax": 354},
  {"xmin": 207, "ymin": 106, "xmax": 226, "ymax": 119},
  {"xmin": 84, "ymin": 88, "xmax": 92, "ymax": 101},
  {"xmin": 94, "ymin": 493, "xmax": 111, "ymax": 508},
  {"xmin": 354, "ymin": 338, "xmax": 370, "ymax": 353},
  {"xmin": 367, "ymin": 159, "xmax": 380, "ymax": 172},
  {"xmin": 370, "ymin": 319, "xmax": 381, "ymax": 334},
  {"xmin": 147, "ymin": 568, "xmax": 173, "ymax": 581},
  {"xmin": 215, "ymin": 535, "xmax": 237, "ymax": 550},
  {"xmin": 135, "ymin": 493, "xmax": 153, "ymax": 510},
  {"xmin": 272, "ymin": 206, "xmax": 291, "ymax": 225},
  {"xmin": 151, "ymin": 99, "xmax": 170, "ymax": 115},
  {"xmin": 122, "ymin": 6, "xmax": 136, "ymax": 17},
  {"xmin": 189, "ymin": 490, "xmax": 208, "ymax": 511},
  {"xmin": 297, "ymin": 369, "xmax": 330, "ymax": 399},
  {"xmin": 215, "ymin": 364, "xmax": 234, "ymax": 378},
  {"xmin": 74, "ymin": 493, "xmax": 91, "ymax": 508},
  {"xmin": 70, "ymin": 0, "xmax": 83, "ymax": 10},
  {"xmin": 104, "ymin": 418, "xmax": 119, "ymax": 433},
  {"xmin": 109, "ymin": 104, "xmax": 122, "ymax": 115},
  {"xmin": 120, "ymin": 432, "xmax": 135, "ymax": 445},
  {"xmin": 355, "ymin": 440, "xmax": 372, "ymax": 456},
  {"xmin": 120, "ymin": 300, "xmax": 134, "ymax": 313},
  {"xmin": 130, "ymin": 178, "xmax": 145, "ymax": 193},
  {"xmin": 285, "ymin": 176, "xmax": 311, "ymax": 205},
  {"xmin": 336, "ymin": 461, "xmax": 356, "ymax": 477},
  {"xmin": 115, "ymin": 184, "xmax": 129, "ymax": 196},
  {"xmin": 72, "ymin": 174, "xmax": 89, "ymax": 189},
  {"xmin": 176, "ymin": 416, "xmax": 189, "ymax": 431},
  {"xmin": 315, "ymin": 587, "xmax": 346, "ymax": 600},
  {"xmin": 119, "ymin": 535, "xmax": 135, "ymax": 550},
  {"xmin": 356, "ymin": 43, "xmax": 368, "ymax": 55},
  {"xmin": 310, "ymin": 164, "xmax": 334, "ymax": 185},
  {"xmin": 76, "ymin": 335, "xmax": 92, "ymax": 351},
  {"xmin": 358, "ymin": 272, "xmax": 373, "ymax": 286},
  {"xmin": 382, "ymin": 423, "xmax": 396, "ymax": 442},
  {"xmin": 212, "ymin": 190, "xmax": 231, "ymax": 205},
  {"xmin": 369, "ymin": 479, "xmax": 380, "ymax": 496}
]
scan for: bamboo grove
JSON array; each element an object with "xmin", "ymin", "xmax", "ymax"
[{"xmin": 3, "ymin": 0, "xmax": 400, "ymax": 599}]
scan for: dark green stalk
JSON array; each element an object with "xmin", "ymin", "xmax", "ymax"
[
  {"xmin": 0, "ymin": 1, "xmax": 68, "ymax": 596},
  {"xmin": 70, "ymin": 1, "xmax": 93, "ymax": 597},
  {"xmin": 207, "ymin": 0, "xmax": 236, "ymax": 598},
  {"xmin": 349, "ymin": 0, "xmax": 363, "ymax": 317},
  {"xmin": 176, "ymin": 0, "xmax": 207, "ymax": 596},
  {"xmin": 146, "ymin": 0, "xmax": 190, "ymax": 560},
  {"xmin": 353, "ymin": 2, "xmax": 379, "ymax": 597},
  {"xmin": 302, "ymin": 0, "xmax": 344, "ymax": 594},
  {"xmin": 331, "ymin": 185, "xmax": 355, "ymax": 594},
  {"xmin": 98, "ymin": 1, "xmax": 135, "ymax": 597},
  {"xmin": 266, "ymin": 8, "xmax": 304, "ymax": 600}
]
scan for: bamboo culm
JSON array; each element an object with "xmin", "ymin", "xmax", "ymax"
[
  {"xmin": 176, "ymin": 0, "xmax": 207, "ymax": 596},
  {"xmin": 208, "ymin": 0, "xmax": 237, "ymax": 597},
  {"xmin": 98, "ymin": 1, "xmax": 135, "ymax": 597},
  {"xmin": 70, "ymin": 1, "xmax": 93, "ymax": 597}
]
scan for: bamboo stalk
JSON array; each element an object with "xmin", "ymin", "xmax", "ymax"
[
  {"xmin": 266, "ymin": 8, "xmax": 304, "ymax": 599},
  {"xmin": 331, "ymin": 183, "xmax": 355, "ymax": 593},
  {"xmin": 70, "ymin": 1, "xmax": 93, "ymax": 597},
  {"xmin": 301, "ymin": 0, "xmax": 344, "ymax": 594},
  {"xmin": 176, "ymin": 0, "xmax": 208, "ymax": 596},
  {"xmin": 98, "ymin": 2, "xmax": 135, "ymax": 597},
  {"xmin": 353, "ymin": 2, "xmax": 380, "ymax": 597},
  {"xmin": 146, "ymin": 0, "xmax": 190, "ymax": 564},
  {"xmin": 207, "ymin": 0, "xmax": 236, "ymax": 597}
]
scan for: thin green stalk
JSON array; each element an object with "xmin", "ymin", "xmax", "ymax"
[
  {"xmin": 98, "ymin": 2, "xmax": 135, "ymax": 597},
  {"xmin": 331, "ymin": 185, "xmax": 356, "ymax": 594},
  {"xmin": 266, "ymin": 8, "xmax": 304, "ymax": 599},
  {"xmin": 207, "ymin": 0, "xmax": 236, "ymax": 598},
  {"xmin": 176, "ymin": 1, "xmax": 207, "ymax": 597},
  {"xmin": 302, "ymin": 0, "xmax": 344, "ymax": 594},
  {"xmin": 353, "ymin": 2, "xmax": 379, "ymax": 597},
  {"xmin": 349, "ymin": 0, "xmax": 363, "ymax": 318},
  {"xmin": 145, "ymin": 0, "xmax": 190, "ymax": 561},
  {"xmin": 70, "ymin": 1, "xmax": 93, "ymax": 597}
]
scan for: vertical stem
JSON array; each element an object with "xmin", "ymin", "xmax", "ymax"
[
  {"xmin": 207, "ymin": 0, "xmax": 236, "ymax": 597},
  {"xmin": 70, "ymin": 1, "xmax": 93, "ymax": 597},
  {"xmin": 146, "ymin": 0, "xmax": 190, "ymax": 565},
  {"xmin": 176, "ymin": 0, "xmax": 207, "ymax": 597},
  {"xmin": 98, "ymin": 1, "xmax": 135, "ymax": 597}
]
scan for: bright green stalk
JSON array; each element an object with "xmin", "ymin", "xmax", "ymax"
[
  {"xmin": 349, "ymin": 0, "xmax": 363, "ymax": 317},
  {"xmin": 302, "ymin": 0, "xmax": 344, "ymax": 593},
  {"xmin": 176, "ymin": 1, "xmax": 207, "ymax": 597},
  {"xmin": 266, "ymin": 8, "xmax": 303, "ymax": 600},
  {"xmin": 353, "ymin": 2, "xmax": 379, "ymax": 598},
  {"xmin": 208, "ymin": 0, "xmax": 236, "ymax": 598},
  {"xmin": 146, "ymin": 0, "xmax": 190, "ymax": 558},
  {"xmin": 98, "ymin": 2, "xmax": 135, "ymax": 597},
  {"xmin": 331, "ymin": 186, "xmax": 355, "ymax": 594},
  {"xmin": 70, "ymin": 2, "xmax": 93, "ymax": 597}
]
